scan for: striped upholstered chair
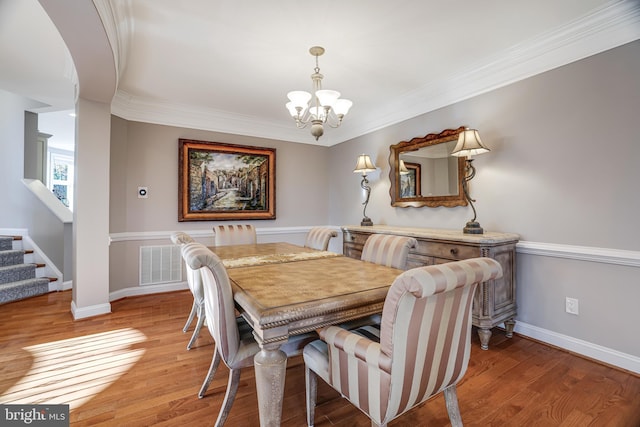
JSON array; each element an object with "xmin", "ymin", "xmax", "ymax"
[
  {"xmin": 303, "ymin": 257, "xmax": 503, "ymax": 427},
  {"xmin": 212, "ymin": 224, "xmax": 256, "ymax": 246},
  {"xmin": 360, "ymin": 233, "xmax": 417, "ymax": 270},
  {"xmin": 181, "ymin": 242, "xmax": 315, "ymax": 426},
  {"xmin": 304, "ymin": 227, "xmax": 338, "ymax": 251},
  {"xmin": 171, "ymin": 231, "xmax": 205, "ymax": 350}
]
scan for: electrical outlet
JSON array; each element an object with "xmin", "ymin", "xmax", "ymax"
[{"xmin": 565, "ymin": 297, "xmax": 579, "ymax": 315}]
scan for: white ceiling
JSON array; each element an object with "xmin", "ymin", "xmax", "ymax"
[{"xmin": 2, "ymin": 0, "xmax": 639, "ymax": 150}]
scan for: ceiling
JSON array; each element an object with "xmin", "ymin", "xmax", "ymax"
[{"xmin": 2, "ymin": 0, "xmax": 639, "ymax": 150}]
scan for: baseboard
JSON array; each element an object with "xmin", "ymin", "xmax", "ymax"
[
  {"xmin": 53, "ymin": 280, "xmax": 73, "ymax": 291},
  {"xmin": 514, "ymin": 321, "xmax": 640, "ymax": 375},
  {"xmin": 71, "ymin": 300, "xmax": 111, "ymax": 320},
  {"xmin": 23, "ymin": 235, "xmax": 64, "ymax": 282},
  {"xmin": 109, "ymin": 281, "xmax": 189, "ymax": 302}
]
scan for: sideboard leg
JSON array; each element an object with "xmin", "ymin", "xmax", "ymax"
[
  {"xmin": 477, "ymin": 327, "xmax": 492, "ymax": 350},
  {"xmin": 504, "ymin": 319, "xmax": 516, "ymax": 338}
]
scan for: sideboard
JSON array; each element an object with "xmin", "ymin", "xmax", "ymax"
[{"xmin": 342, "ymin": 225, "xmax": 519, "ymax": 350}]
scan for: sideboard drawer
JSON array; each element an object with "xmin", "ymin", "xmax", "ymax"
[
  {"xmin": 343, "ymin": 231, "xmax": 369, "ymax": 246},
  {"xmin": 406, "ymin": 253, "xmax": 434, "ymax": 269},
  {"xmin": 416, "ymin": 241, "xmax": 479, "ymax": 261}
]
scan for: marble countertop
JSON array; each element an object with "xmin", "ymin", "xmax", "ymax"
[{"xmin": 341, "ymin": 225, "xmax": 519, "ymax": 244}]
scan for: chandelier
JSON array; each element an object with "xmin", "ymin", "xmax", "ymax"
[{"xmin": 286, "ymin": 46, "xmax": 352, "ymax": 141}]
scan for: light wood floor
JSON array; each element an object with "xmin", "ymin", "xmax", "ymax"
[{"xmin": 1, "ymin": 290, "xmax": 638, "ymax": 426}]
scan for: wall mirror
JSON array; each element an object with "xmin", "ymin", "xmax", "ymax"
[{"xmin": 389, "ymin": 126, "xmax": 467, "ymax": 207}]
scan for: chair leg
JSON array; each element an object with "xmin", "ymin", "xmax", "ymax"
[
  {"xmin": 186, "ymin": 306, "xmax": 205, "ymax": 350},
  {"xmin": 183, "ymin": 300, "xmax": 197, "ymax": 332},
  {"xmin": 305, "ymin": 366, "xmax": 317, "ymax": 427},
  {"xmin": 443, "ymin": 384, "xmax": 463, "ymax": 427},
  {"xmin": 214, "ymin": 368, "xmax": 242, "ymax": 427},
  {"xmin": 198, "ymin": 347, "xmax": 221, "ymax": 398}
]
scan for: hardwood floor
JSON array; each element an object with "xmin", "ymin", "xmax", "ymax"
[{"xmin": 1, "ymin": 290, "xmax": 638, "ymax": 426}]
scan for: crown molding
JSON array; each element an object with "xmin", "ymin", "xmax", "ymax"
[
  {"xmin": 110, "ymin": 1, "xmax": 640, "ymax": 147},
  {"xmin": 110, "ymin": 90, "xmax": 336, "ymax": 146}
]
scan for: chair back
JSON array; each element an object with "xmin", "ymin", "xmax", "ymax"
[
  {"xmin": 172, "ymin": 232, "xmax": 203, "ymax": 301},
  {"xmin": 304, "ymin": 227, "xmax": 338, "ymax": 251},
  {"xmin": 360, "ymin": 234, "xmax": 417, "ymax": 270},
  {"xmin": 170, "ymin": 231, "xmax": 195, "ymax": 246},
  {"xmin": 212, "ymin": 224, "xmax": 257, "ymax": 246},
  {"xmin": 182, "ymin": 243, "xmax": 241, "ymax": 365},
  {"xmin": 377, "ymin": 257, "xmax": 503, "ymax": 421}
]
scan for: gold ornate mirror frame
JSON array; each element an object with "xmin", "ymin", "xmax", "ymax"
[{"xmin": 389, "ymin": 126, "xmax": 468, "ymax": 208}]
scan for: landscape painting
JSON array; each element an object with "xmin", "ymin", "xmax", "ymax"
[{"xmin": 178, "ymin": 139, "xmax": 276, "ymax": 221}]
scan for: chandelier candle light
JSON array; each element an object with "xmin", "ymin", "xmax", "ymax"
[
  {"xmin": 451, "ymin": 128, "xmax": 490, "ymax": 234},
  {"xmin": 353, "ymin": 154, "xmax": 377, "ymax": 226},
  {"xmin": 286, "ymin": 46, "xmax": 352, "ymax": 141}
]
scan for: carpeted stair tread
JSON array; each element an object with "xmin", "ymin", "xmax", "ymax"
[
  {"xmin": 0, "ymin": 250, "xmax": 25, "ymax": 267},
  {"xmin": 0, "ymin": 277, "xmax": 50, "ymax": 304},
  {"xmin": 0, "ymin": 263, "xmax": 37, "ymax": 284},
  {"xmin": 0, "ymin": 236, "xmax": 13, "ymax": 251}
]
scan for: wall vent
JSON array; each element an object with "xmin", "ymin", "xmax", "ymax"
[{"xmin": 139, "ymin": 245, "xmax": 182, "ymax": 286}]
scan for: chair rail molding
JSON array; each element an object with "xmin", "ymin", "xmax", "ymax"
[
  {"xmin": 516, "ymin": 241, "xmax": 640, "ymax": 268},
  {"xmin": 109, "ymin": 226, "xmax": 340, "ymax": 243}
]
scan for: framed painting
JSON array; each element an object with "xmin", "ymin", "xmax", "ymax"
[
  {"xmin": 178, "ymin": 139, "xmax": 276, "ymax": 221},
  {"xmin": 400, "ymin": 162, "xmax": 421, "ymax": 198}
]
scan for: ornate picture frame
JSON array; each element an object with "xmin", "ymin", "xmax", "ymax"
[{"xmin": 178, "ymin": 139, "xmax": 276, "ymax": 221}]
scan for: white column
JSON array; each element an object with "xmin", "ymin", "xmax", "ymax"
[{"xmin": 71, "ymin": 97, "xmax": 111, "ymax": 319}]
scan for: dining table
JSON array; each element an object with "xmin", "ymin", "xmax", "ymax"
[{"xmin": 210, "ymin": 242, "xmax": 403, "ymax": 427}]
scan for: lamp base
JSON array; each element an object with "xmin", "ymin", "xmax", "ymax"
[
  {"xmin": 361, "ymin": 217, "xmax": 373, "ymax": 226},
  {"xmin": 463, "ymin": 221, "xmax": 484, "ymax": 234}
]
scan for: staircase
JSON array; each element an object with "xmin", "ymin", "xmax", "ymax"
[{"xmin": 0, "ymin": 235, "xmax": 53, "ymax": 304}]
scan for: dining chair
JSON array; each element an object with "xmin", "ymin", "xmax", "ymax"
[
  {"xmin": 170, "ymin": 231, "xmax": 205, "ymax": 350},
  {"xmin": 303, "ymin": 257, "xmax": 503, "ymax": 427},
  {"xmin": 181, "ymin": 242, "xmax": 316, "ymax": 426},
  {"xmin": 360, "ymin": 233, "xmax": 417, "ymax": 270},
  {"xmin": 304, "ymin": 227, "xmax": 338, "ymax": 251},
  {"xmin": 212, "ymin": 224, "xmax": 257, "ymax": 246}
]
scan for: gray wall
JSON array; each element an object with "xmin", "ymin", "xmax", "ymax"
[
  {"xmin": 1, "ymin": 90, "xmax": 33, "ymax": 227},
  {"xmin": 108, "ymin": 117, "xmax": 332, "ymax": 290},
  {"xmin": 329, "ymin": 40, "xmax": 640, "ymax": 358}
]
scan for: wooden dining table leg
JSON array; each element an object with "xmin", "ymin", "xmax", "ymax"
[{"xmin": 254, "ymin": 342, "xmax": 287, "ymax": 427}]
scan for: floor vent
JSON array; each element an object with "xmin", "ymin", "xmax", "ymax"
[{"xmin": 139, "ymin": 245, "xmax": 182, "ymax": 286}]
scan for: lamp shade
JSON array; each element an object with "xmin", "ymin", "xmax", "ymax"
[
  {"xmin": 316, "ymin": 89, "xmax": 340, "ymax": 107},
  {"xmin": 332, "ymin": 98, "xmax": 353, "ymax": 117},
  {"xmin": 287, "ymin": 91, "xmax": 311, "ymax": 108},
  {"xmin": 353, "ymin": 154, "xmax": 376, "ymax": 174},
  {"xmin": 451, "ymin": 128, "xmax": 490, "ymax": 157}
]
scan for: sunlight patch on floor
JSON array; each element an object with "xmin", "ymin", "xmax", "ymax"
[{"xmin": 0, "ymin": 328, "xmax": 146, "ymax": 409}]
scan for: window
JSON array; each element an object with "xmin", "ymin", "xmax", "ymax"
[{"xmin": 48, "ymin": 149, "xmax": 74, "ymax": 210}]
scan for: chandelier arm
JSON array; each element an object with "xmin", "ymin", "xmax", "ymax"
[{"xmin": 294, "ymin": 121, "xmax": 309, "ymax": 129}]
